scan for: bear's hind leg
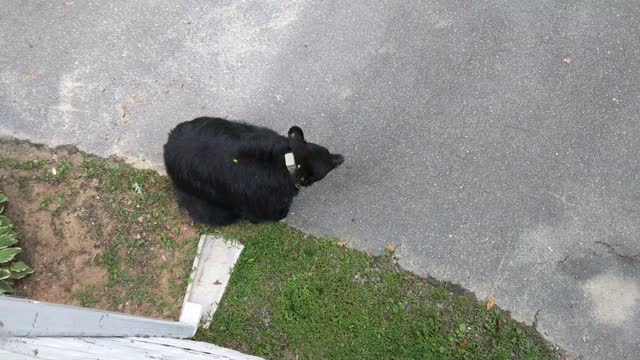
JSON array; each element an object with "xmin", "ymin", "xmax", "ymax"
[{"xmin": 174, "ymin": 188, "xmax": 237, "ymax": 226}]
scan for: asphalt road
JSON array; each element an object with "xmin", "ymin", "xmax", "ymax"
[{"xmin": 1, "ymin": 1, "xmax": 639, "ymax": 358}]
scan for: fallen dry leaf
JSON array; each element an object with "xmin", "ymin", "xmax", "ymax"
[
  {"xmin": 562, "ymin": 55, "xmax": 572, "ymax": 64},
  {"xmin": 366, "ymin": 251, "xmax": 373, "ymax": 258},
  {"xmin": 486, "ymin": 295, "xmax": 496, "ymax": 310},
  {"xmin": 497, "ymin": 319, "xmax": 504, "ymax": 331},
  {"xmin": 293, "ymin": 251, "xmax": 299, "ymax": 258},
  {"xmin": 385, "ymin": 245, "xmax": 395, "ymax": 252},
  {"xmin": 337, "ymin": 241, "xmax": 347, "ymax": 248},
  {"xmin": 460, "ymin": 339, "xmax": 468, "ymax": 347}
]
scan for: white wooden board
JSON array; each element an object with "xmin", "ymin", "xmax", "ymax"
[
  {"xmin": 0, "ymin": 296, "xmax": 195, "ymax": 338},
  {"xmin": 0, "ymin": 337, "xmax": 263, "ymax": 360},
  {"xmin": 180, "ymin": 235, "xmax": 244, "ymax": 328}
]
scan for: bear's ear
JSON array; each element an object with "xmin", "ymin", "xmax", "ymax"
[{"xmin": 288, "ymin": 126, "xmax": 305, "ymax": 143}]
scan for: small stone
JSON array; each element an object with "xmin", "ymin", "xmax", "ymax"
[
  {"xmin": 137, "ymin": 216, "xmax": 144, "ymax": 223},
  {"xmin": 562, "ymin": 55, "xmax": 572, "ymax": 64},
  {"xmin": 117, "ymin": 304, "xmax": 123, "ymax": 310},
  {"xmin": 51, "ymin": 168, "xmax": 57, "ymax": 176},
  {"xmin": 136, "ymin": 234, "xmax": 141, "ymax": 239}
]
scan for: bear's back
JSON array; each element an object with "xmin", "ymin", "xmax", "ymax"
[{"xmin": 163, "ymin": 117, "xmax": 293, "ymax": 211}]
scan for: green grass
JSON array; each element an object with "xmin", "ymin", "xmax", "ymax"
[
  {"xmin": 75, "ymin": 286, "xmax": 101, "ymax": 308},
  {"xmin": 196, "ymin": 223, "xmax": 558, "ymax": 359},
  {"xmin": 0, "ymin": 156, "xmax": 45, "ymax": 171},
  {"xmin": 40, "ymin": 193, "xmax": 68, "ymax": 216},
  {"xmin": 17, "ymin": 175, "xmax": 31, "ymax": 196}
]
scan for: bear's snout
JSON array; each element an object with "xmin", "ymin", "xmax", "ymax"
[{"xmin": 332, "ymin": 154, "xmax": 345, "ymax": 168}]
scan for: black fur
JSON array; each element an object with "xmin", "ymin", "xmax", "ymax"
[{"xmin": 163, "ymin": 117, "xmax": 344, "ymax": 226}]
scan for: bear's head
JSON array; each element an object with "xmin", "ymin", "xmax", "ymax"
[{"xmin": 288, "ymin": 126, "xmax": 344, "ymax": 187}]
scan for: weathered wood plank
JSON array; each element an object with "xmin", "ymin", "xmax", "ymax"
[
  {"xmin": 0, "ymin": 337, "xmax": 264, "ymax": 360},
  {"xmin": 0, "ymin": 296, "xmax": 196, "ymax": 338},
  {"xmin": 180, "ymin": 235, "xmax": 244, "ymax": 327}
]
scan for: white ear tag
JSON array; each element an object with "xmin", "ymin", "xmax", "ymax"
[{"xmin": 285, "ymin": 152, "xmax": 296, "ymax": 168}]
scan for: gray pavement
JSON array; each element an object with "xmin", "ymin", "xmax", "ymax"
[{"xmin": 1, "ymin": 1, "xmax": 639, "ymax": 358}]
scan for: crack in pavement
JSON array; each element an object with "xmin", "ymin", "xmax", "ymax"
[{"xmin": 595, "ymin": 241, "xmax": 640, "ymax": 263}]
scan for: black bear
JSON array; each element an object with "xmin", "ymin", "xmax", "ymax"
[{"xmin": 163, "ymin": 117, "xmax": 344, "ymax": 226}]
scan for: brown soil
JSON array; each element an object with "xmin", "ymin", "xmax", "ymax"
[{"xmin": 0, "ymin": 139, "xmax": 203, "ymax": 320}]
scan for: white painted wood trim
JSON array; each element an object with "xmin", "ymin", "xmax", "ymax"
[
  {"xmin": 0, "ymin": 337, "xmax": 264, "ymax": 360},
  {"xmin": 179, "ymin": 301, "xmax": 204, "ymax": 328},
  {"xmin": 179, "ymin": 234, "xmax": 207, "ymax": 323},
  {"xmin": 180, "ymin": 235, "xmax": 244, "ymax": 328},
  {"xmin": 0, "ymin": 297, "xmax": 196, "ymax": 338}
]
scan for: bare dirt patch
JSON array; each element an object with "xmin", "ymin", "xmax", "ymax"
[{"xmin": 0, "ymin": 139, "xmax": 202, "ymax": 319}]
